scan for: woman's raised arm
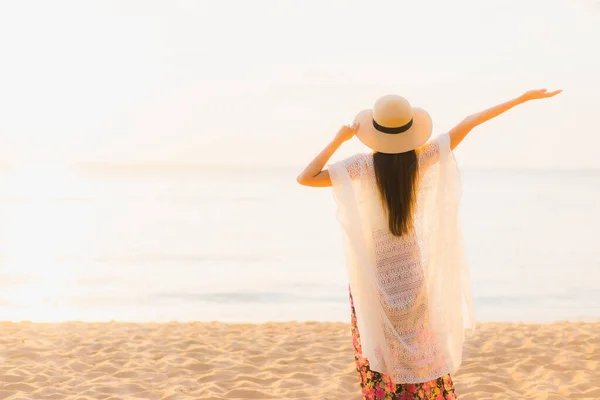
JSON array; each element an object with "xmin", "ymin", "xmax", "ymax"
[
  {"xmin": 448, "ymin": 89, "xmax": 562, "ymax": 150},
  {"xmin": 296, "ymin": 122, "xmax": 359, "ymax": 187}
]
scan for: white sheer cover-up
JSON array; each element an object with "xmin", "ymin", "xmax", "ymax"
[{"xmin": 328, "ymin": 133, "xmax": 475, "ymax": 384}]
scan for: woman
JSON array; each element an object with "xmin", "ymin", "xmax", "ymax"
[{"xmin": 297, "ymin": 89, "xmax": 561, "ymax": 399}]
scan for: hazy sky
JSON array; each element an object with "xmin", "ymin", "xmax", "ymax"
[{"xmin": 0, "ymin": 0, "xmax": 598, "ymax": 168}]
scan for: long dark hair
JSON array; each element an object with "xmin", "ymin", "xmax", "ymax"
[{"xmin": 373, "ymin": 150, "xmax": 419, "ymax": 237}]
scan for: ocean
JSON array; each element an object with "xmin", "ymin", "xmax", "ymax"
[{"xmin": 0, "ymin": 165, "xmax": 598, "ymax": 323}]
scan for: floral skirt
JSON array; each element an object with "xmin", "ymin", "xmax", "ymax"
[{"xmin": 349, "ymin": 289, "xmax": 457, "ymax": 400}]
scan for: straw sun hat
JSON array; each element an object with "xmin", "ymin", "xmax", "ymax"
[{"xmin": 353, "ymin": 95, "xmax": 432, "ymax": 154}]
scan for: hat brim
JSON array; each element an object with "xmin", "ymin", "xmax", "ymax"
[{"xmin": 353, "ymin": 107, "xmax": 432, "ymax": 154}]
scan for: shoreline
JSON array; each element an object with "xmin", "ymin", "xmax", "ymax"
[{"xmin": 2, "ymin": 318, "xmax": 599, "ymax": 326}]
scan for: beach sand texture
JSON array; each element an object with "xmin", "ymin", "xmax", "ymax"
[{"xmin": 0, "ymin": 321, "xmax": 598, "ymax": 399}]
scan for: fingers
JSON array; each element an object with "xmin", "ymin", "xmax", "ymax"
[
  {"xmin": 543, "ymin": 89, "xmax": 562, "ymax": 98},
  {"xmin": 531, "ymin": 88, "xmax": 562, "ymax": 99}
]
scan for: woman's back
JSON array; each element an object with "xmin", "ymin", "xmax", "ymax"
[
  {"xmin": 344, "ymin": 137, "xmax": 441, "ymax": 297},
  {"xmin": 340, "ymin": 138, "xmax": 446, "ymax": 378}
]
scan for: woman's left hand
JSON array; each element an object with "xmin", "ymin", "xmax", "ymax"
[{"xmin": 335, "ymin": 122, "xmax": 359, "ymax": 143}]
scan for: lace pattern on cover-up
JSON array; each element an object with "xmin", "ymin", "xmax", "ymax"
[{"xmin": 329, "ymin": 134, "xmax": 475, "ymax": 384}]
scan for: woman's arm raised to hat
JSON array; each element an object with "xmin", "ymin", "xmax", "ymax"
[
  {"xmin": 296, "ymin": 123, "xmax": 359, "ymax": 187},
  {"xmin": 448, "ymin": 89, "xmax": 562, "ymax": 150}
]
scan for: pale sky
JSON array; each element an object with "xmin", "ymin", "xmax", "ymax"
[{"xmin": 0, "ymin": 0, "xmax": 598, "ymax": 168}]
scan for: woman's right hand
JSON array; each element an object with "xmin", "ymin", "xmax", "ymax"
[
  {"xmin": 334, "ymin": 122, "xmax": 359, "ymax": 143},
  {"xmin": 520, "ymin": 88, "xmax": 562, "ymax": 102}
]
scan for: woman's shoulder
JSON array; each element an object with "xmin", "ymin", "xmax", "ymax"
[
  {"xmin": 417, "ymin": 134, "xmax": 442, "ymax": 152},
  {"xmin": 339, "ymin": 153, "xmax": 373, "ymax": 179},
  {"xmin": 344, "ymin": 152, "xmax": 372, "ymax": 163},
  {"xmin": 417, "ymin": 134, "xmax": 446, "ymax": 162},
  {"xmin": 347, "ymin": 152, "xmax": 374, "ymax": 168}
]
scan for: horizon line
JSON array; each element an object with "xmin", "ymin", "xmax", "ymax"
[{"xmin": 69, "ymin": 162, "xmax": 600, "ymax": 174}]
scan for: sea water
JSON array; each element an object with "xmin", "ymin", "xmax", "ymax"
[{"xmin": 0, "ymin": 166, "xmax": 598, "ymax": 323}]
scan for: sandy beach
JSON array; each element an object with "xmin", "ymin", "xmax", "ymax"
[{"xmin": 0, "ymin": 321, "xmax": 598, "ymax": 399}]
